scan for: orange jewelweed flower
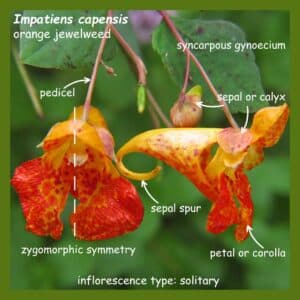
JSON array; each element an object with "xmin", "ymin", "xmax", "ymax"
[
  {"xmin": 116, "ymin": 104, "xmax": 289, "ymax": 241},
  {"xmin": 11, "ymin": 106, "xmax": 143, "ymax": 240}
]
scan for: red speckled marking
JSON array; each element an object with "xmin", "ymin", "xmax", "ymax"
[
  {"xmin": 11, "ymin": 106, "xmax": 146, "ymax": 241},
  {"xmin": 205, "ymin": 169, "xmax": 253, "ymax": 241},
  {"xmin": 251, "ymin": 104, "xmax": 289, "ymax": 147},
  {"xmin": 70, "ymin": 176, "xmax": 144, "ymax": 241},
  {"xmin": 11, "ymin": 147, "xmax": 143, "ymax": 241},
  {"xmin": 67, "ymin": 150, "xmax": 143, "ymax": 240},
  {"xmin": 232, "ymin": 169, "xmax": 253, "ymax": 241},
  {"xmin": 11, "ymin": 158, "xmax": 71, "ymax": 239},
  {"xmin": 217, "ymin": 127, "xmax": 252, "ymax": 154},
  {"xmin": 206, "ymin": 173, "xmax": 239, "ymax": 234}
]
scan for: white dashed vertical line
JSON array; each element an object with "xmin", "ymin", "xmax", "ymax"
[
  {"xmin": 73, "ymin": 198, "xmax": 77, "ymax": 237},
  {"xmin": 73, "ymin": 129, "xmax": 77, "ymax": 145},
  {"xmin": 73, "ymin": 106, "xmax": 77, "ymax": 238},
  {"xmin": 73, "ymin": 107, "xmax": 77, "ymax": 145},
  {"xmin": 73, "ymin": 153, "xmax": 77, "ymax": 168},
  {"xmin": 73, "ymin": 173, "xmax": 77, "ymax": 238},
  {"xmin": 73, "ymin": 222, "xmax": 77, "ymax": 238},
  {"xmin": 73, "ymin": 176, "xmax": 77, "ymax": 191},
  {"xmin": 73, "ymin": 198, "xmax": 77, "ymax": 213},
  {"xmin": 73, "ymin": 106, "xmax": 76, "ymax": 121}
]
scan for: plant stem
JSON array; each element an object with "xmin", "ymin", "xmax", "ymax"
[
  {"xmin": 179, "ymin": 49, "xmax": 190, "ymax": 103},
  {"xmin": 110, "ymin": 25, "xmax": 147, "ymax": 85},
  {"xmin": 147, "ymin": 89, "xmax": 172, "ymax": 128},
  {"xmin": 148, "ymin": 103, "xmax": 161, "ymax": 128},
  {"xmin": 182, "ymin": 50, "xmax": 190, "ymax": 94},
  {"xmin": 83, "ymin": 10, "xmax": 112, "ymax": 121},
  {"xmin": 160, "ymin": 11, "xmax": 239, "ymax": 129},
  {"xmin": 110, "ymin": 24, "xmax": 171, "ymax": 127},
  {"xmin": 12, "ymin": 46, "xmax": 44, "ymax": 118}
]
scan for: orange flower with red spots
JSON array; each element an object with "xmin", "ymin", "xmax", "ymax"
[
  {"xmin": 11, "ymin": 106, "xmax": 143, "ymax": 240},
  {"xmin": 116, "ymin": 104, "xmax": 289, "ymax": 241}
]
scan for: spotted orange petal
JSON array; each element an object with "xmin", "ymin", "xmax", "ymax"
[
  {"xmin": 232, "ymin": 169, "xmax": 253, "ymax": 241},
  {"xmin": 43, "ymin": 120, "xmax": 105, "ymax": 156},
  {"xmin": 68, "ymin": 105, "xmax": 108, "ymax": 128},
  {"xmin": 243, "ymin": 104, "xmax": 289, "ymax": 171},
  {"xmin": 207, "ymin": 173, "xmax": 239, "ymax": 234},
  {"xmin": 117, "ymin": 128, "xmax": 221, "ymax": 200},
  {"xmin": 11, "ymin": 158, "xmax": 72, "ymax": 239},
  {"xmin": 69, "ymin": 149, "xmax": 144, "ymax": 240},
  {"xmin": 69, "ymin": 106, "xmax": 115, "ymax": 159},
  {"xmin": 250, "ymin": 103, "xmax": 289, "ymax": 147}
]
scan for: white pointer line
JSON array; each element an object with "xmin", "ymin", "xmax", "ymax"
[
  {"xmin": 196, "ymin": 101, "xmax": 224, "ymax": 109},
  {"xmin": 243, "ymin": 106, "xmax": 250, "ymax": 129},
  {"xmin": 63, "ymin": 77, "xmax": 90, "ymax": 89},
  {"xmin": 141, "ymin": 181, "xmax": 159, "ymax": 204},
  {"xmin": 246, "ymin": 225, "xmax": 264, "ymax": 249}
]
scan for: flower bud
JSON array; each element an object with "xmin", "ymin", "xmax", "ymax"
[
  {"xmin": 137, "ymin": 85, "xmax": 146, "ymax": 114},
  {"xmin": 170, "ymin": 85, "xmax": 203, "ymax": 127}
]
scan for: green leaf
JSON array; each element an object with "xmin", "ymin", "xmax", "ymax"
[
  {"xmin": 152, "ymin": 17, "xmax": 266, "ymax": 113},
  {"xmin": 19, "ymin": 10, "xmax": 140, "ymax": 70},
  {"xmin": 20, "ymin": 10, "xmax": 109, "ymax": 69}
]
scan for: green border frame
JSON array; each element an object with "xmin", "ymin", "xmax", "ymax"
[{"xmin": 1, "ymin": 0, "xmax": 299, "ymax": 299}]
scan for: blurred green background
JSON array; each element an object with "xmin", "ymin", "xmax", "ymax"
[{"xmin": 11, "ymin": 10, "xmax": 289, "ymax": 289}]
